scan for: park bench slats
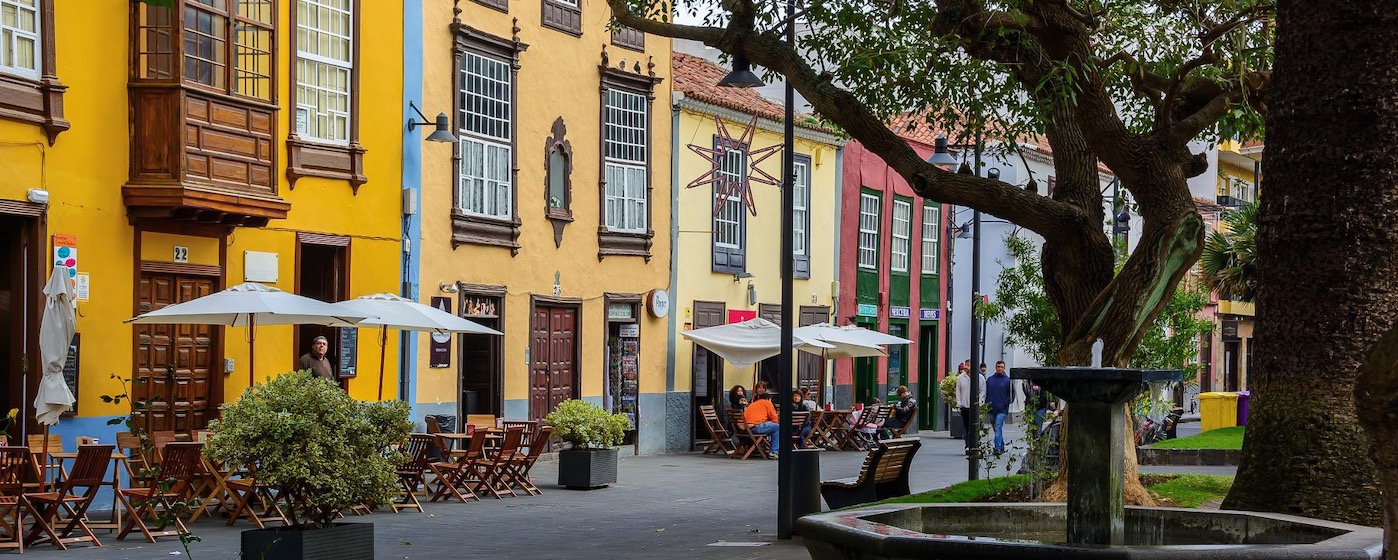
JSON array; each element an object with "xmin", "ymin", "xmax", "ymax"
[{"xmin": 820, "ymin": 438, "xmax": 921, "ymax": 509}]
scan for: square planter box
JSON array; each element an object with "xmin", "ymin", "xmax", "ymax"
[
  {"xmin": 558, "ymin": 447, "xmax": 618, "ymax": 489},
  {"xmin": 241, "ymin": 522, "xmax": 374, "ymax": 560}
]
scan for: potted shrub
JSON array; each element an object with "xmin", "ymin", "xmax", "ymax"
[
  {"xmin": 939, "ymin": 374, "xmax": 964, "ymax": 438},
  {"xmin": 544, "ymin": 399, "xmax": 630, "ymax": 489},
  {"xmin": 206, "ymin": 371, "xmax": 411, "ymax": 560}
]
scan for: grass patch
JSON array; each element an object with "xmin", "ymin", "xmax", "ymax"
[
  {"xmin": 1149, "ymin": 426, "xmax": 1245, "ymax": 449},
  {"xmin": 862, "ymin": 475, "xmax": 1035, "ymax": 509},
  {"xmin": 1145, "ymin": 474, "xmax": 1234, "ymax": 508}
]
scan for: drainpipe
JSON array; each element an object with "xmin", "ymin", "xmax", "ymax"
[
  {"xmin": 399, "ymin": 0, "xmax": 424, "ymax": 408},
  {"xmin": 666, "ymin": 95, "xmax": 682, "ymax": 453}
]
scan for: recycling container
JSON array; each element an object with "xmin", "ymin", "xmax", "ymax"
[
  {"xmin": 1198, "ymin": 392, "xmax": 1239, "ymax": 432},
  {"xmin": 1235, "ymin": 391, "xmax": 1251, "ymax": 427}
]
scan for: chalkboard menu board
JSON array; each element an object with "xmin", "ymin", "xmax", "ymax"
[
  {"xmin": 62, "ymin": 334, "xmax": 79, "ymax": 416},
  {"xmin": 338, "ymin": 328, "xmax": 357, "ymax": 378}
]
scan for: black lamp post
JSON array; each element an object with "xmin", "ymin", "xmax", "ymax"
[{"xmin": 718, "ymin": 3, "xmax": 797, "ymax": 538}]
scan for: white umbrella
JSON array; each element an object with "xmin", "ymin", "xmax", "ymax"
[
  {"xmin": 36, "ymin": 265, "xmax": 77, "ymax": 425},
  {"xmin": 126, "ymin": 282, "xmax": 372, "ymax": 386},
  {"xmin": 680, "ymin": 318, "xmax": 833, "ymax": 368},
  {"xmin": 793, "ymin": 323, "xmax": 912, "ymax": 358},
  {"xmin": 331, "ymin": 293, "xmax": 502, "ymax": 400},
  {"xmin": 36, "ymin": 264, "xmax": 78, "ymax": 485}
]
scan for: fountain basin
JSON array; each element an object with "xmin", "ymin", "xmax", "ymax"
[{"xmin": 797, "ymin": 503, "xmax": 1382, "ymax": 559}]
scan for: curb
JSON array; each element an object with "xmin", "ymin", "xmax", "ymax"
[{"xmin": 1136, "ymin": 446, "xmax": 1240, "ymax": 466}]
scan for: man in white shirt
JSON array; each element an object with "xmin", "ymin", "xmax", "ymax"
[{"xmin": 953, "ymin": 361, "xmax": 987, "ymax": 450}]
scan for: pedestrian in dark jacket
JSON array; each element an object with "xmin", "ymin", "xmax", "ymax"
[{"xmin": 986, "ymin": 361, "xmax": 1014, "ymax": 453}]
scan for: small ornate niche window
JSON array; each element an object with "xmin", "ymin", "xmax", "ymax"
[{"xmin": 544, "ymin": 116, "xmax": 573, "ymax": 248}]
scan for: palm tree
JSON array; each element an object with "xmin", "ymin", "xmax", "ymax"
[{"xmin": 1200, "ymin": 201, "xmax": 1258, "ymax": 303}]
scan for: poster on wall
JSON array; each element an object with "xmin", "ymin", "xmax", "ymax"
[{"xmin": 430, "ymin": 296, "xmax": 452, "ymax": 368}]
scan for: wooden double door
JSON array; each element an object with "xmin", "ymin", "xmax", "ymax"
[
  {"xmin": 530, "ymin": 304, "xmax": 578, "ymax": 420},
  {"xmin": 133, "ymin": 271, "xmax": 220, "ymax": 434}
]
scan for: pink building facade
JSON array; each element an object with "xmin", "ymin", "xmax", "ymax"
[{"xmin": 836, "ymin": 134, "xmax": 951, "ymax": 431}]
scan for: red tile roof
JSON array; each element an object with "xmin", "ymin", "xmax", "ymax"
[
  {"xmin": 1194, "ymin": 196, "xmax": 1229, "ymax": 214},
  {"xmin": 671, "ymin": 53, "xmax": 835, "ymax": 134}
]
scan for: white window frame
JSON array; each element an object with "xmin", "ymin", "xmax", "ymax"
[
  {"xmin": 295, "ymin": 0, "xmax": 353, "ymax": 145},
  {"xmin": 857, "ymin": 193, "xmax": 880, "ymax": 270},
  {"xmin": 603, "ymin": 88, "xmax": 648, "ymax": 233},
  {"xmin": 0, "ymin": 0, "xmax": 41, "ymax": 80},
  {"xmin": 714, "ymin": 147, "xmax": 745, "ymax": 249},
  {"xmin": 921, "ymin": 203, "xmax": 940, "ymax": 275},
  {"xmin": 457, "ymin": 51, "xmax": 513, "ymax": 219},
  {"xmin": 793, "ymin": 159, "xmax": 810, "ymax": 257},
  {"xmin": 891, "ymin": 199, "xmax": 911, "ymax": 273}
]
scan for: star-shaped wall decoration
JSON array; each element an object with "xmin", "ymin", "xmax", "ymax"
[{"xmin": 685, "ymin": 115, "xmax": 783, "ymax": 217}]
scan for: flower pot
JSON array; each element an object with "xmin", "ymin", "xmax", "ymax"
[
  {"xmin": 241, "ymin": 522, "xmax": 374, "ymax": 560},
  {"xmin": 558, "ymin": 447, "xmax": 618, "ymax": 489}
]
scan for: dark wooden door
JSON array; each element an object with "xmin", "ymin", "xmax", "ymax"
[
  {"xmin": 691, "ymin": 301, "xmax": 725, "ymax": 441},
  {"xmin": 135, "ymin": 272, "xmax": 218, "ymax": 434},
  {"xmin": 797, "ymin": 306, "xmax": 828, "ymax": 395},
  {"xmin": 530, "ymin": 305, "xmax": 577, "ymax": 419}
]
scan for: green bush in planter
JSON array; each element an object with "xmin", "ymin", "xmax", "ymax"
[
  {"xmin": 544, "ymin": 399, "xmax": 631, "ymax": 449},
  {"xmin": 205, "ymin": 371, "xmax": 412, "ymax": 528}
]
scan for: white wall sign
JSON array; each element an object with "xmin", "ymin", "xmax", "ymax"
[
  {"xmin": 244, "ymin": 251, "xmax": 279, "ymax": 283},
  {"xmin": 173, "ymin": 245, "xmax": 189, "ymax": 263}
]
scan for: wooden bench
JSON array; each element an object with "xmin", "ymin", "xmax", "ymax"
[{"xmin": 820, "ymin": 438, "xmax": 921, "ymax": 509}]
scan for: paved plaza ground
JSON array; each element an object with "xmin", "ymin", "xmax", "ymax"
[{"xmin": 18, "ymin": 422, "xmax": 1215, "ymax": 560}]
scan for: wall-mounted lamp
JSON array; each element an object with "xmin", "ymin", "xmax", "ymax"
[
  {"xmin": 733, "ymin": 271, "xmax": 755, "ymax": 283},
  {"xmin": 927, "ymin": 135, "xmax": 959, "ymax": 166},
  {"xmin": 718, "ymin": 56, "xmax": 765, "ymax": 88},
  {"xmin": 439, "ymin": 281, "xmax": 459, "ymax": 294},
  {"xmin": 956, "ymin": 220, "xmax": 974, "ymax": 239},
  {"xmin": 747, "ymin": 281, "xmax": 758, "ymax": 306},
  {"xmin": 408, "ymin": 101, "xmax": 454, "ymax": 143}
]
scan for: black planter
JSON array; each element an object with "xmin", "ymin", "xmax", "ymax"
[
  {"xmin": 241, "ymin": 522, "xmax": 374, "ymax": 560},
  {"xmin": 558, "ymin": 447, "xmax": 618, "ymax": 489}
]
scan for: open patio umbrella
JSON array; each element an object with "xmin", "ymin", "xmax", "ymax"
[
  {"xmin": 36, "ymin": 265, "xmax": 78, "ymax": 479},
  {"xmin": 680, "ymin": 318, "xmax": 833, "ymax": 368},
  {"xmin": 126, "ymin": 282, "xmax": 372, "ymax": 386},
  {"xmin": 792, "ymin": 323, "xmax": 912, "ymax": 358},
  {"xmin": 331, "ymin": 293, "xmax": 502, "ymax": 400}
]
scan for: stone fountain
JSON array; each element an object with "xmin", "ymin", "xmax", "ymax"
[{"xmin": 796, "ymin": 342, "xmax": 1382, "ymax": 559}]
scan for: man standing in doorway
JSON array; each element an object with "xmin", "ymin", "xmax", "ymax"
[
  {"xmin": 986, "ymin": 361, "xmax": 1015, "ymax": 453},
  {"xmin": 298, "ymin": 336, "xmax": 335, "ymax": 380},
  {"xmin": 954, "ymin": 362, "xmax": 984, "ymax": 451}
]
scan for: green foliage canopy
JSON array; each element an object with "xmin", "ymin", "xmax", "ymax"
[
  {"xmin": 205, "ymin": 371, "xmax": 412, "ymax": 528},
  {"xmin": 1200, "ymin": 201, "xmax": 1258, "ymax": 303}
]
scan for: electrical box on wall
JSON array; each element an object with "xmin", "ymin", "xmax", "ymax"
[
  {"xmin": 401, "ymin": 187, "xmax": 418, "ymax": 216},
  {"xmin": 830, "ymin": 281, "xmax": 840, "ymax": 298}
]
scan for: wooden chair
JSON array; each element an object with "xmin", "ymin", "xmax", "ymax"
[
  {"xmin": 503, "ymin": 426, "xmax": 553, "ymax": 496},
  {"xmin": 726, "ymin": 410, "xmax": 772, "ymax": 460},
  {"xmin": 698, "ymin": 405, "xmax": 734, "ymax": 455},
  {"xmin": 466, "ymin": 414, "xmax": 497, "ymax": 432},
  {"xmin": 223, "ymin": 464, "xmax": 287, "ymax": 528},
  {"xmin": 117, "ymin": 442, "xmax": 202, "ymax": 543},
  {"xmin": 471, "ymin": 427, "xmax": 523, "ymax": 499},
  {"xmin": 501, "ymin": 421, "xmax": 537, "ymax": 454},
  {"xmin": 429, "ymin": 431, "xmax": 485, "ymax": 503},
  {"xmin": 26, "ymin": 434, "xmax": 63, "ymax": 485},
  {"xmin": 820, "ymin": 438, "xmax": 922, "ymax": 509},
  {"xmin": 25, "ymin": 444, "xmax": 114, "ymax": 550},
  {"xmin": 0, "ymin": 446, "xmax": 36, "ymax": 553},
  {"xmin": 790, "ymin": 411, "xmax": 810, "ymax": 448},
  {"xmin": 391, "ymin": 435, "xmax": 436, "ymax": 513}
]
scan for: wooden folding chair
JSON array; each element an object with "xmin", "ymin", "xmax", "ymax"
[
  {"xmin": 465, "ymin": 414, "xmax": 496, "ymax": 432},
  {"xmin": 0, "ymin": 446, "xmax": 36, "ymax": 553},
  {"xmin": 470, "ymin": 427, "xmax": 523, "ymax": 499},
  {"xmin": 26, "ymin": 434, "xmax": 64, "ymax": 485},
  {"xmin": 117, "ymin": 442, "xmax": 201, "ymax": 543},
  {"xmin": 501, "ymin": 421, "xmax": 538, "ymax": 454},
  {"xmin": 391, "ymin": 435, "xmax": 435, "ymax": 513},
  {"xmin": 503, "ymin": 426, "xmax": 554, "ymax": 496},
  {"xmin": 790, "ymin": 411, "xmax": 810, "ymax": 448},
  {"xmin": 25, "ymin": 444, "xmax": 114, "ymax": 550},
  {"xmin": 429, "ymin": 431, "xmax": 485, "ymax": 503},
  {"xmin": 726, "ymin": 410, "xmax": 772, "ymax": 460},
  {"xmin": 698, "ymin": 405, "xmax": 734, "ymax": 455},
  {"xmin": 223, "ymin": 464, "xmax": 287, "ymax": 528}
]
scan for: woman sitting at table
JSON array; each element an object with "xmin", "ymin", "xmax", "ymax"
[
  {"xmin": 789, "ymin": 391, "xmax": 814, "ymax": 448},
  {"xmin": 799, "ymin": 388, "xmax": 819, "ymax": 412},
  {"xmin": 728, "ymin": 385, "xmax": 749, "ymax": 412},
  {"xmin": 848, "ymin": 401, "xmax": 884, "ymax": 447}
]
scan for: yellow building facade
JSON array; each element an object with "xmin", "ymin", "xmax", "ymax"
[
  {"xmin": 0, "ymin": 0, "xmax": 404, "ymax": 440},
  {"xmin": 669, "ymin": 53, "xmax": 843, "ymax": 444},
  {"xmin": 1204, "ymin": 139, "xmax": 1262, "ymax": 392},
  {"xmin": 414, "ymin": 0, "xmax": 674, "ymax": 452}
]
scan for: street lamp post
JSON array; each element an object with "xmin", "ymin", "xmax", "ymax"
[{"xmin": 717, "ymin": 0, "xmax": 797, "ymax": 538}]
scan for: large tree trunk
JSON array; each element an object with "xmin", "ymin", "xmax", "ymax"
[{"xmin": 1221, "ymin": 0, "xmax": 1391, "ymax": 526}]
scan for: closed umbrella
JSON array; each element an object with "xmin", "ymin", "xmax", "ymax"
[
  {"xmin": 36, "ymin": 264, "xmax": 78, "ymax": 485},
  {"xmin": 331, "ymin": 293, "xmax": 502, "ymax": 400},
  {"xmin": 126, "ymin": 282, "xmax": 372, "ymax": 386},
  {"xmin": 680, "ymin": 318, "xmax": 832, "ymax": 368}
]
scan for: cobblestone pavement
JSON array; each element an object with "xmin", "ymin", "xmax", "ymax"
[{"xmin": 16, "ymin": 422, "xmax": 1224, "ymax": 560}]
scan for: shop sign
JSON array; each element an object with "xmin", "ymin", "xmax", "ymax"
[
  {"xmin": 608, "ymin": 302, "xmax": 635, "ymax": 320},
  {"xmin": 728, "ymin": 310, "xmax": 757, "ymax": 323},
  {"xmin": 856, "ymin": 303, "xmax": 878, "ymax": 318},
  {"xmin": 1222, "ymin": 320, "xmax": 1240, "ymax": 341},
  {"xmin": 430, "ymin": 296, "xmax": 452, "ymax": 368},
  {"xmin": 889, "ymin": 306, "xmax": 911, "ymax": 319},
  {"xmin": 919, "ymin": 308, "xmax": 940, "ymax": 321},
  {"xmin": 618, "ymin": 324, "xmax": 640, "ymax": 338}
]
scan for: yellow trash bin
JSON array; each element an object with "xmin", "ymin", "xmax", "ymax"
[{"xmin": 1198, "ymin": 392, "xmax": 1239, "ymax": 432}]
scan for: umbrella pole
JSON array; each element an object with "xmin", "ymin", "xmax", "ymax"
[
  {"xmin": 41, "ymin": 424, "xmax": 50, "ymax": 489},
  {"xmin": 376, "ymin": 326, "xmax": 387, "ymax": 401},
  {"xmin": 248, "ymin": 316, "xmax": 257, "ymax": 388}
]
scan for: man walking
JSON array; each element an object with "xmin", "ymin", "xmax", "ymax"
[
  {"xmin": 986, "ymin": 361, "xmax": 1015, "ymax": 453},
  {"xmin": 743, "ymin": 391, "xmax": 781, "ymax": 457},
  {"xmin": 953, "ymin": 362, "xmax": 985, "ymax": 451}
]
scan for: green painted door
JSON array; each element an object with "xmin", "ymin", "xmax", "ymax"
[{"xmin": 919, "ymin": 324, "xmax": 939, "ymax": 429}]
